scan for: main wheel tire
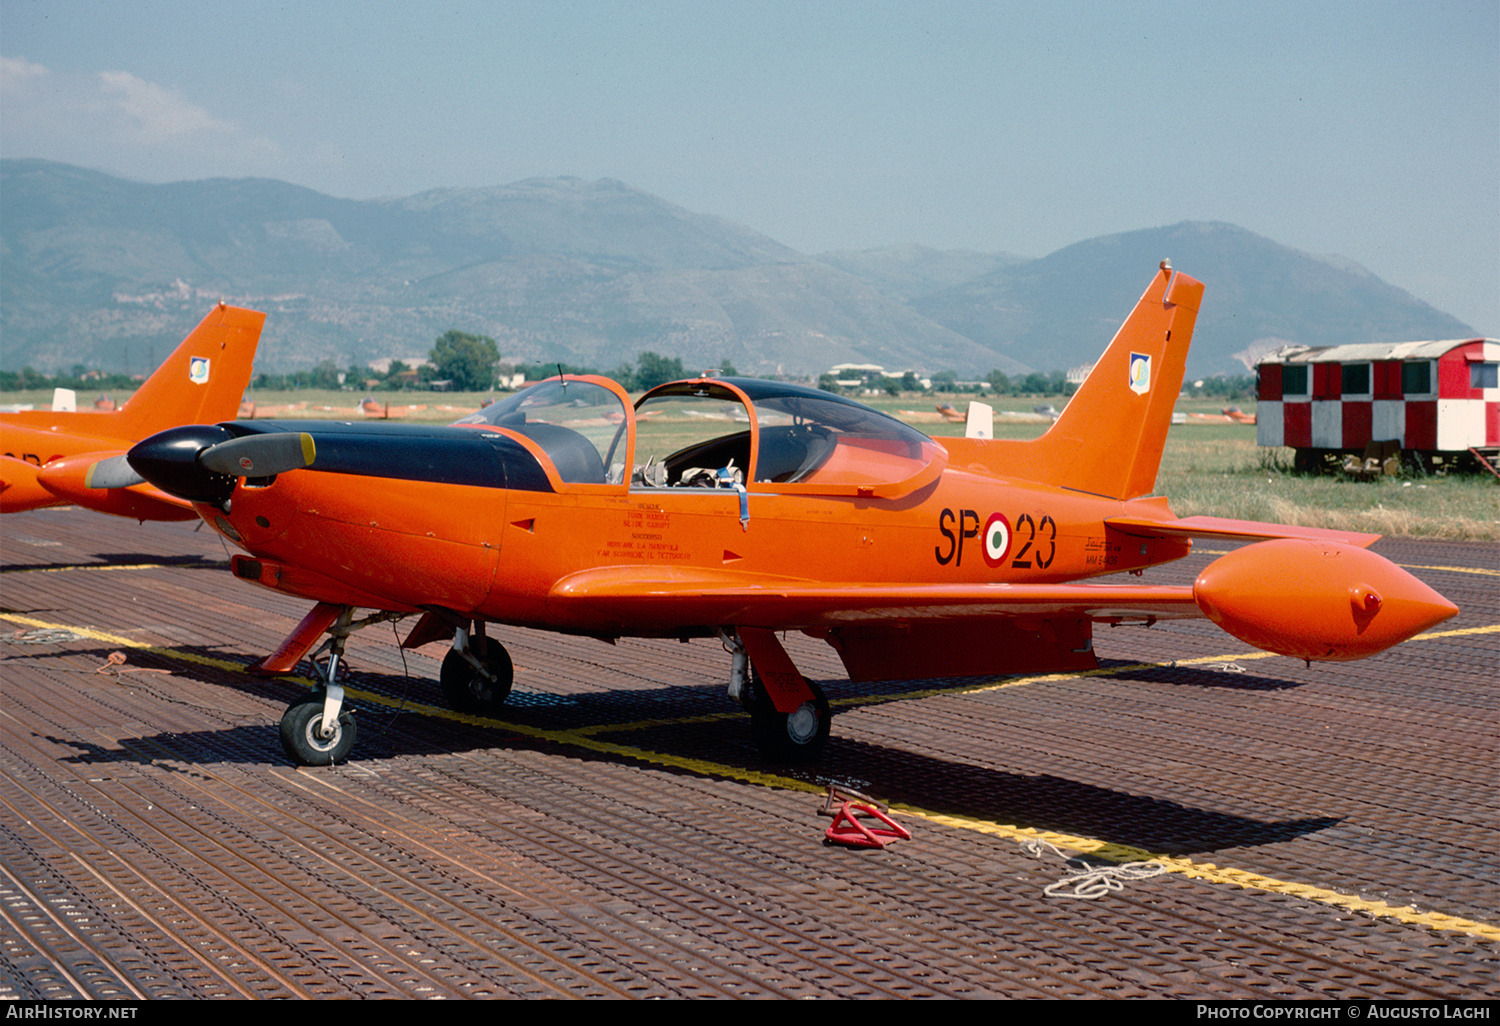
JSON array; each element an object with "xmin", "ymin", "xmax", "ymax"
[
  {"xmin": 440, "ymin": 643, "xmax": 514, "ymax": 713},
  {"xmin": 749, "ymin": 671, "xmax": 830, "ymax": 763},
  {"xmin": 280, "ymin": 692, "xmax": 356, "ymax": 766}
]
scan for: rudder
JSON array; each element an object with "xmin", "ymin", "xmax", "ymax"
[
  {"xmin": 996, "ymin": 262, "xmax": 1203, "ymax": 500},
  {"xmin": 114, "ymin": 303, "xmax": 265, "ymax": 436}
]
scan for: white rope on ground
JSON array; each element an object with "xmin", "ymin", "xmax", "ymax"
[
  {"xmin": 3, "ymin": 627, "xmax": 86, "ymax": 645},
  {"xmin": 1022, "ymin": 838, "xmax": 1167, "ymax": 899}
]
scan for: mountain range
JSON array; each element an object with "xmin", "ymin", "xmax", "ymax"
[{"xmin": 0, "ymin": 159, "xmax": 1477, "ymax": 380}]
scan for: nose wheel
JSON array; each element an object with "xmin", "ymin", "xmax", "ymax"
[{"xmin": 280, "ymin": 692, "xmax": 356, "ymax": 765}]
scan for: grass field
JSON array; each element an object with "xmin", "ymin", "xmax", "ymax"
[
  {"xmin": 888, "ymin": 396, "xmax": 1497, "ymax": 541},
  {"xmin": 5, "ymin": 386, "xmax": 1495, "ymax": 540}
]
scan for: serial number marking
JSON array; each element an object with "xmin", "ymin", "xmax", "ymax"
[
  {"xmin": 1083, "ymin": 536, "xmax": 1123, "ymax": 567},
  {"xmin": 935, "ymin": 508, "xmax": 1055, "ymax": 570}
]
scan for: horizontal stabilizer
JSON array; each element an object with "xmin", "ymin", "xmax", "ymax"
[
  {"xmin": 0, "ymin": 455, "xmax": 55, "ymax": 512},
  {"xmin": 1106, "ymin": 513, "xmax": 1380, "ymax": 549}
]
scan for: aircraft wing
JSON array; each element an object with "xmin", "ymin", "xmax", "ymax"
[
  {"xmin": 545, "ymin": 567, "xmax": 1208, "ymax": 682},
  {"xmin": 0, "ymin": 454, "xmax": 55, "ymax": 513},
  {"xmin": 545, "ymin": 533, "xmax": 1454, "ymax": 676},
  {"xmin": 546, "ymin": 566, "xmax": 1201, "ymax": 632}
]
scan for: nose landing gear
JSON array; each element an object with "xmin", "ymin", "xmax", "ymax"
[{"xmin": 278, "ymin": 605, "xmax": 366, "ymax": 766}]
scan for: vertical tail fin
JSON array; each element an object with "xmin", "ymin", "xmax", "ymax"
[
  {"xmin": 114, "ymin": 303, "xmax": 265, "ymax": 437},
  {"xmin": 965, "ymin": 263, "xmax": 1203, "ymax": 500}
]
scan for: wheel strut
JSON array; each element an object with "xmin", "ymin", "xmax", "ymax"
[
  {"xmin": 309, "ymin": 607, "xmax": 355, "ymax": 739},
  {"xmin": 452, "ymin": 623, "xmax": 501, "ymax": 684},
  {"xmin": 272, "ymin": 606, "xmax": 406, "ymax": 766}
]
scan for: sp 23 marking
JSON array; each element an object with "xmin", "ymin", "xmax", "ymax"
[{"xmin": 935, "ymin": 508, "xmax": 1055, "ymax": 570}]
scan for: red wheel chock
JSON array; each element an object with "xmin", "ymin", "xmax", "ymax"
[
  {"xmin": 821, "ymin": 786, "xmax": 911, "ymax": 849},
  {"xmin": 825, "ymin": 803, "xmax": 911, "ymax": 849}
]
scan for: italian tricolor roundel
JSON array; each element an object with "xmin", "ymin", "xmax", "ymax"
[{"xmin": 982, "ymin": 512, "xmax": 1011, "ymax": 568}]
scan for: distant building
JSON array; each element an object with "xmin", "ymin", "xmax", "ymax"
[
  {"xmin": 1256, "ymin": 339, "xmax": 1498, "ymax": 468},
  {"xmin": 369, "ymin": 357, "xmax": 432, "ymax": 374},
  {"xmin": 829, "ymin": 362, "xmax": 892, "ymax": 391}
]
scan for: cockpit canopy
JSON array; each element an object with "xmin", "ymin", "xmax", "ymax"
[
  {"xmin": 455, "ymin": 378, "xmax": 629, "ymax": 484},
  {"xmin": 457, "ymin": 376, "xmax": 945, "ymax": 498}
]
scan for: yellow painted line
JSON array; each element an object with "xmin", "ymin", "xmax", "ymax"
[
  {"xmin": 965, "ymin": 656, "xmax": 1272, "ymax": 696},
  {"xmin": 7, "ymin": 611, "xmax": 1499, "ymax": 942},
  {"xmin": 0, "ymin": 561, "xmax": 223, "ymax": 575},
  {"xmin": 1412, "ymin": 624, "xmax": 1500, "ymax": 641},
  {"xmin": 0, "ymin": 613, "xmax": 246, "ymax": 673},
  {"xmin": 903, "ymin": 810, "xmax": 1500, "ymax": 942},
  {"xmin": 314, "ymin": 688, "xmax": 1500, "ymax": 942},
  {"xmin": 1398, "ymin": 563, "xmax": 1499, "ymax": 577},
  {"xmin": 581, "ymin": 652, "xmax": 1264, "ymax": 732},
  {"xmin": 958, "ymin": 625, "xmax": 1499, "ymax": 697}
]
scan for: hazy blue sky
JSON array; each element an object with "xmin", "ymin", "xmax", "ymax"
[{"xmin": 3, "ymin": 0, "xmax": 1495, "ymax": 332}]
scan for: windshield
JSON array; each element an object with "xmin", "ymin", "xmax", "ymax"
[{"xmin": 454, "ymin": 379, "xmax": 628, "ymax": 484}]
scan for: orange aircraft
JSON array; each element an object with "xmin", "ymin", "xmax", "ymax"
[
  {"xmin": 125, "ymin": 265, "xmax": 1457, "ymax": 766},
  {"xmin": 1187, "ymin": 406, "xmax": 1257, "ymax": 424},
  {"xmin": 1, "ymin": 304, "xmax": 264, "ymax": 521}
]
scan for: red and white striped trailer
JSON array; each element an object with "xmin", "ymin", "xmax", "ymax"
[{"xmin": 1256, "ymin": 339, "xmax": 1499, "ymax": 472}]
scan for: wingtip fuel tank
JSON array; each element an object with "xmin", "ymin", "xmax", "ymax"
[{"xmin": 1193, "ymin": 540, "xmax": 1459, "ymax": 662}]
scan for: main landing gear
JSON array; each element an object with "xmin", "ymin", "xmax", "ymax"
[
  {"xmin": 266, "ymin": 605, "xmax": 828, "ymax": 767},
  {"xmin": 440, "ymin": 626, "xmax": 514, "ymax": 714},
  {"xmin": 724, "ymin": 627, "xmax": 831, "ymax": 763},
  {"xmin": 748, "ymin": 671, "xmax": 831, "ymax": 762}
]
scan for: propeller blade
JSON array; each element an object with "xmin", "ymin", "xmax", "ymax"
[
  {"xmin": 83, "ymin": 454, "xmax": 145, "ymax": 490},
  {"xmin": 199, "ymin": 432, "xmax": 316, "ymax": 477}
]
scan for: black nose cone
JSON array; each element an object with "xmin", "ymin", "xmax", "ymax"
[{"xmin": 128, "ymin": 424, "xmax": 238, "ymax": 503}]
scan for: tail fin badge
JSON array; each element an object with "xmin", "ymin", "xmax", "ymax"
[
  {"xmin": 1128, "ymin": 352, "xmax": 1151, "ymax": 395},
  {"xmin": 189, "ymin": 357, "xmax": 211, "ymax": 385}
]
